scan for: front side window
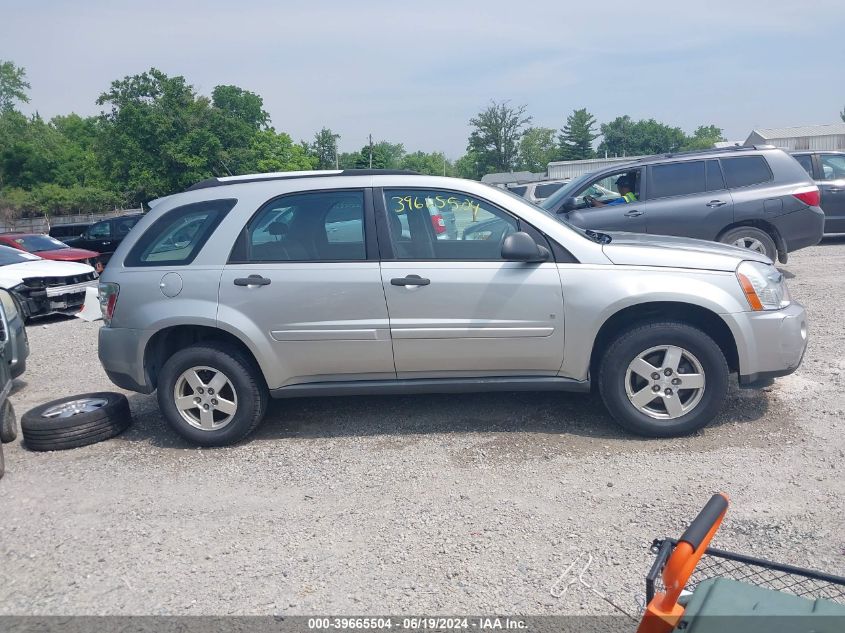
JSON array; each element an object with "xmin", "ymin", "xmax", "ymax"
[
  {"xmin": 244, "ymin": 190, "xmax": 365, "ymax": 262},
  {"xmin": 384, "ymin": 189, "xmax": 518, "ymax": 260},
  {"xmin": 819, "ymin": 154, "xmax": 845, "ymax": 181},
  {"xmin": 87, "ymin": 221, "xmax": 111, "ymax": 239},
  {"xmin": 126, "ymin": 199, "xmax": 235, "ymax": 266},
  {"xmin": 721, "ymin": 156, "xmax": 773, "ymax": 189},
  {"xmin": 572, "ymin": 169, "xmax": 641, "ymax": 209},
  {"xmin": 649, "ymin": 161, "xmax": 706, "ymax": 199}
]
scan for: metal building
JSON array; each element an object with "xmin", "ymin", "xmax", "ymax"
[
  {"xmin": 547, "ymin": 155, "xmax": 646, "ymax": 180},
  {"xmin": 745, "ymin": 123, "xmax": 845, "ymax": 151}
]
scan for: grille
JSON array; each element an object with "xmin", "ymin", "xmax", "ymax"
[{"xmin": 22, "ymin": 272, "xmax": 96, "ymax": 289}]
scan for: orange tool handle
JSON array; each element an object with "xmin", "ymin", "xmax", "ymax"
[{"xmin": 637, "ymin": 493, "xmax": 730, "ymax": 633}]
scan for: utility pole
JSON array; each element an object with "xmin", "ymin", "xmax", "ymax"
[
  {"xmin": 443, "ymin": 155, "xmax": 447, "ymax": 176},
  {"xmin": 368, "ymin": 134, "xmax": 373, "ymax": 169},
  {"xmin": 334, "ymin": 134, "xmax": 340, "ymax": 170}
]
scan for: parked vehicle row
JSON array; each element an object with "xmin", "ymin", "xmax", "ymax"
[
  {"xmin": 540, "ymin": 146, "xmax": 824, "ymax": 263},
  {"xmin": 98, "ymin": 170, "xmax": 807, "ymax": 447},
  {"xmin": 790, "ymin": 150, "xmax": 845, "ymax": 234}
]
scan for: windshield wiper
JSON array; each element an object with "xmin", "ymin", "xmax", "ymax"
[{"xmin": 585, "ymin": 229, "xmax": 612, "ymax": 244}]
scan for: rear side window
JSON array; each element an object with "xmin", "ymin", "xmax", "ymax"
[
  {"xmin": 721, "ymin": 156, "xmax": 773, "ymax": 188},
  {"xmin": 239, "ymin": 190, "xmax": 366, "ymax": 262},
  {"xmin": 793, "ymin": 154, "xmax": 814, "ymax": 177},
  {"xmin": 649, "ymin": 161, "xmax": 706, "ymax": 199},
  {"xmin": 114, "ymin": 216, "xmax": 140, "ymax": 236},
  {"xmin": 706, "ymin": 160, "xmax": 726, "ymax": 191},
  {"xmin": 508, "ymin": 186, "xmax": 528, "ymax": 196},
  {"xmin": 126, "ymin": 199, "xmax": 235, "ymax": 267}
]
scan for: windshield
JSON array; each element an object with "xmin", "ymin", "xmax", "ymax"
[
  {"xmin": 7, "ymin": 234, "xmax": 69, "ymax": 252},
  {"xmin": 0, "ymin": 244, "xmax": 42, "ymax": 265}
]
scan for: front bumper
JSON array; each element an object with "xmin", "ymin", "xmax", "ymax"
[{"xmin": 726, "ymin": 302, "xmax": 808, "ymax": 387}]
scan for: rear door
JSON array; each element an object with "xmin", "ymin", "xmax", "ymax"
[
  {"xmin": 817, "ymin": 153, "xmax": 845, "ymax": 233},
  {"xmin": 376, "ymin": 187, "xmax": 564, "ymax": 378},
  {"xmin": 218, "ymin": 188, "xmax": 395, "ymax": 388},
  {"xmin": 643, "ymin": 159, "xmax": 733, "ymax": 240}
]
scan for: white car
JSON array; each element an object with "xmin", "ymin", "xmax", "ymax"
[{"xmin": 0, "ymin": 245, "xmax": 97, "ymax": 320}]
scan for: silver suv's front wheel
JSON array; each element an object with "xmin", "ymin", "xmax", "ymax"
[
  {"xmin": 157, "ymin": 343, "xmax": 268, "ymax": 446},
  {"xmin": 599, "ymin": 322, "xmax": 729, "ymax": 437}
]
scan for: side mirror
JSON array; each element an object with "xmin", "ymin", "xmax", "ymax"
[
  {"xmin": 501, "ymin": 232, "xmax": 549, "ymax": 263},
  {"xmin": 560, "ymin": 197, "xmax": 578, "ymax": 212}
]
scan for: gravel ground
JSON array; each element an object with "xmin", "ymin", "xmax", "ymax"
[{"xmin": 0, "ymin": 238, "xmax": 843, "ymax": 618}]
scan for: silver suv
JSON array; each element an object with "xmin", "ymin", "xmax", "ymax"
[{"xmin": 97, "ymin": 170, "xmax": 808, "ymax": 446}]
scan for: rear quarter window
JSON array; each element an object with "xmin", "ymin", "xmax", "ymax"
[
  {"xmin": 721, "ymin": 156, "xmax": 773, "ymax": 189},
  {"xmin": 125, "ymin": 199, "xmax": 235, "ymax": 267},
  {"xmin": 534, "ymin": 183, "xmax": 565, "ymax": 199}
]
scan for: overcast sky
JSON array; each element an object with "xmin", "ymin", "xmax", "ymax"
[{"xmin": 2, "ymin": 0, "xmax": 843, "ymax": 158}]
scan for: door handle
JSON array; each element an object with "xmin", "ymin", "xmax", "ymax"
[
  {"xmin": 391, "ymin": 275, "xmax": 430, "ymax": 287},
  {"xmin": 234, "ymin": 275, "xmax": 271, "ymax": 287},
  {"xmin": 828, "ymin": 188, "xmax": 842, "ymax": 193},
  {"xmin": 624, "ymin": 210, "xmax": 643, "ymax": 217},
  {"xmin": 706, "ymin": 200, "xmax": 728, "ymax": 208}
]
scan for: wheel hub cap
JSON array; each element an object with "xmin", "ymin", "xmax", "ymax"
[
  {"xmin": 624, "ymin": 345, "xmax": 706, "ymax": 420},
  {"xmin": 43, "ymin": 398, "xmax": 109, "ymax": 419},
  {"xmin": 732, "ymin": 237, "xmax": 766, "ymax": 254},
  {"xmin": 173, "ymin": 366, "xmax": 238, "ymax": 431}
]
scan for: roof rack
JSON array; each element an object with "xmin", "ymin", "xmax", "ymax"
[
  {"xmin": 637, "ymin": 144, "xmax": 776, "ymax": 162},
  {"xmin": 185, "ymin": 169, "xmax": 421, "ymax": 192}
]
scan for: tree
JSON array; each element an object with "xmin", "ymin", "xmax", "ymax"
[
  {"xmin": 682, "ymin": 125, "xmax": 725, "ymax": 150},
  {"xmin": 518, "ymin": 127, "xmax": 559, "ymax": 172},
  {"xmin": 454, "ymin": 152, "xmax": 481, "ymax": 180},
  {"xmin": 0, "ymin": 60, "xmax": 30, "ymax": 112},
  {"xmin": 400, "ymin": 150, "xmax": 451, "ymax": 176},
  {"xmin": 352, "ymin": 140, "xmax": 404, "ymax": 169},
  {"xmin": 211, "ymin": 85, "xmax": 268, "ymax": 131},
  {"xmin": 311, "ymin": 127, "xmax": 340, "ymax": 169},
  {"xmin": 597, "ymin": 116, "xmax": 686, "ymax": 157},
  {"xmin": 559, "ymin": 108, "xmax": 598, "ymax": 160},
  {"xmin": 467, "ymin": 101, "xmax": 531, "ymax": 174},
  {"xmin": 840, "ymin": 106, "xmax": 844, "ymax": 123},
  {"xmin": 250, "ymin": 129, "xmax": 316, "ymax": 172}
]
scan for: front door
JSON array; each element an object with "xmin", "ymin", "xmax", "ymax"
[
  {"xmin": 643, "ymin": 159, "xmax": 734, "ymax": 240},
  {"xmin": 563, "ymin": 168, "xmax": 647, "ymax": 233},
  {"xmin": 219, "ymin": 188, "xmax": 395, "ymax": 388},
  {"xmin": 817, "ymin": 154, "xmax": 845, "ymax": 233},
  {"xmin": 376, "ymin": 187, "xmax": 565, "ymax": 378}
]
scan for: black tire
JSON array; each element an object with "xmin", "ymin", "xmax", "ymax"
[
  {"xmin": 21, "ymin": 392, "xmax": 131, "ymax": 451},
  {"xmin": 157, "ymin": 343, "xmax": 268, "ymax": 447},
  {"xmin": 719, "ymin": 227, "xmax": 777, "ymax": 262},
  {"xmin": 598, "ymin": 321, "xmax": 729, "ymax": 437},
  {"xmin": 0, "ymin": 400, "xmax": 17, "ymax": 443}
]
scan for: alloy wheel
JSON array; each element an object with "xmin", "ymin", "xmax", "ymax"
[
  {"xmin": 624, "ymin": 345, "xmax": 706, "ymax": 420},
  {"xmin": 173, "ymin": 366, "xmax": 238, "ymax": 431}
]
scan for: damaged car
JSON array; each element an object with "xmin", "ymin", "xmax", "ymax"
[{"xmin": 0, "ymin": 245, "xmax": 97, "ymax": 321}]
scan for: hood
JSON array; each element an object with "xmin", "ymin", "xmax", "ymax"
[
  {"xmin": 36, "ymin": 247, "xmax": 99, "ymax": 261},
  {"xmin": 0, "ymin": 259, "xmax": 95, "ymax": 287},
  {"xmin": 601, "ymin": 232, "xmax": 772, "ymax": 272}
]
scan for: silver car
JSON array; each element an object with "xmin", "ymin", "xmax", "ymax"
[{"xmin": 97, "ymin": 171, "xmax": 808, "ymax": 446}]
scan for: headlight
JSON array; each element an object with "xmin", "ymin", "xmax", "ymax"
[{"xmin": 736, "ymin": 261, "xmax": 789, "ymax": 311}]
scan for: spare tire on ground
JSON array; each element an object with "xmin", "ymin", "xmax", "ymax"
[
  {"xmin": 1, "ymin": 400, "xmax": 17, "ymax": 444},
  {"xmin": 21, "ymin": 392, "xmax": 131, "ymax": 452},
  {"xmin": 0, "ymin": 441, "xmax": 5, "ymax": 479}
]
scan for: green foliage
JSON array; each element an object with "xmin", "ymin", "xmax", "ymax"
[
  {"xmin": 468, "ymin": 101, "xmax": 531, "ymax": 175},
  {"xmin": 681, "ymin": 125, "xmax": 726, "ymax": 150},
  {"xmin": 250, "ymin": 129, "xmax": 316, "ymax": 172},
  {"xmin": 311, "ymin": 127, "xmax": 340, "ymax": 169},
  {"xmin": 351, "ymin": 141, "xmax": 405, "ymax": 169},
  {"xmin": 518, "ymin": 127, "xmax": 559, "ymax": 172},
  {"xmin": 597, "ymin": 116, "xmax": 688, "ymax": 156},
  {"xmin": 453, "ymin": 152, "xmax": 483, "ymax": 180},
  {"xmin": 0, "ymin": 60, "xmax": 30, "ymax": 112},
  {"xmin": 559, "ymin": 108, "xmax": 598, "ymax": 160},
  {"xmin": 400, "ymin": 150, "xmax": 451, "ymax": 176}
]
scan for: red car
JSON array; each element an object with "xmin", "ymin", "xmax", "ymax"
[{"xmin": 0, "ymin": 233, "xmax": 100, "ymax": 267}]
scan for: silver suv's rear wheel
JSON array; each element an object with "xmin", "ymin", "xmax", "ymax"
[
  {"xmin": 599, "ymin": 321, "xmax": 729, "ymax": 437},
  {"xmin": 157, "ymin": 344, "xmax": 267, "ymax": 447}
]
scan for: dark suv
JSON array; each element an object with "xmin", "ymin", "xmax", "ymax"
[
  {"xmin": 790, "ymin": 151, "xmax": 845, "ymax": 234},
  {"xmin": 64, "ymin": 213, "xmax": 144, "ymax": 265},
  {"xmin": 541, "ymin": 146, "xmax": 824, "ymax": 263}
]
